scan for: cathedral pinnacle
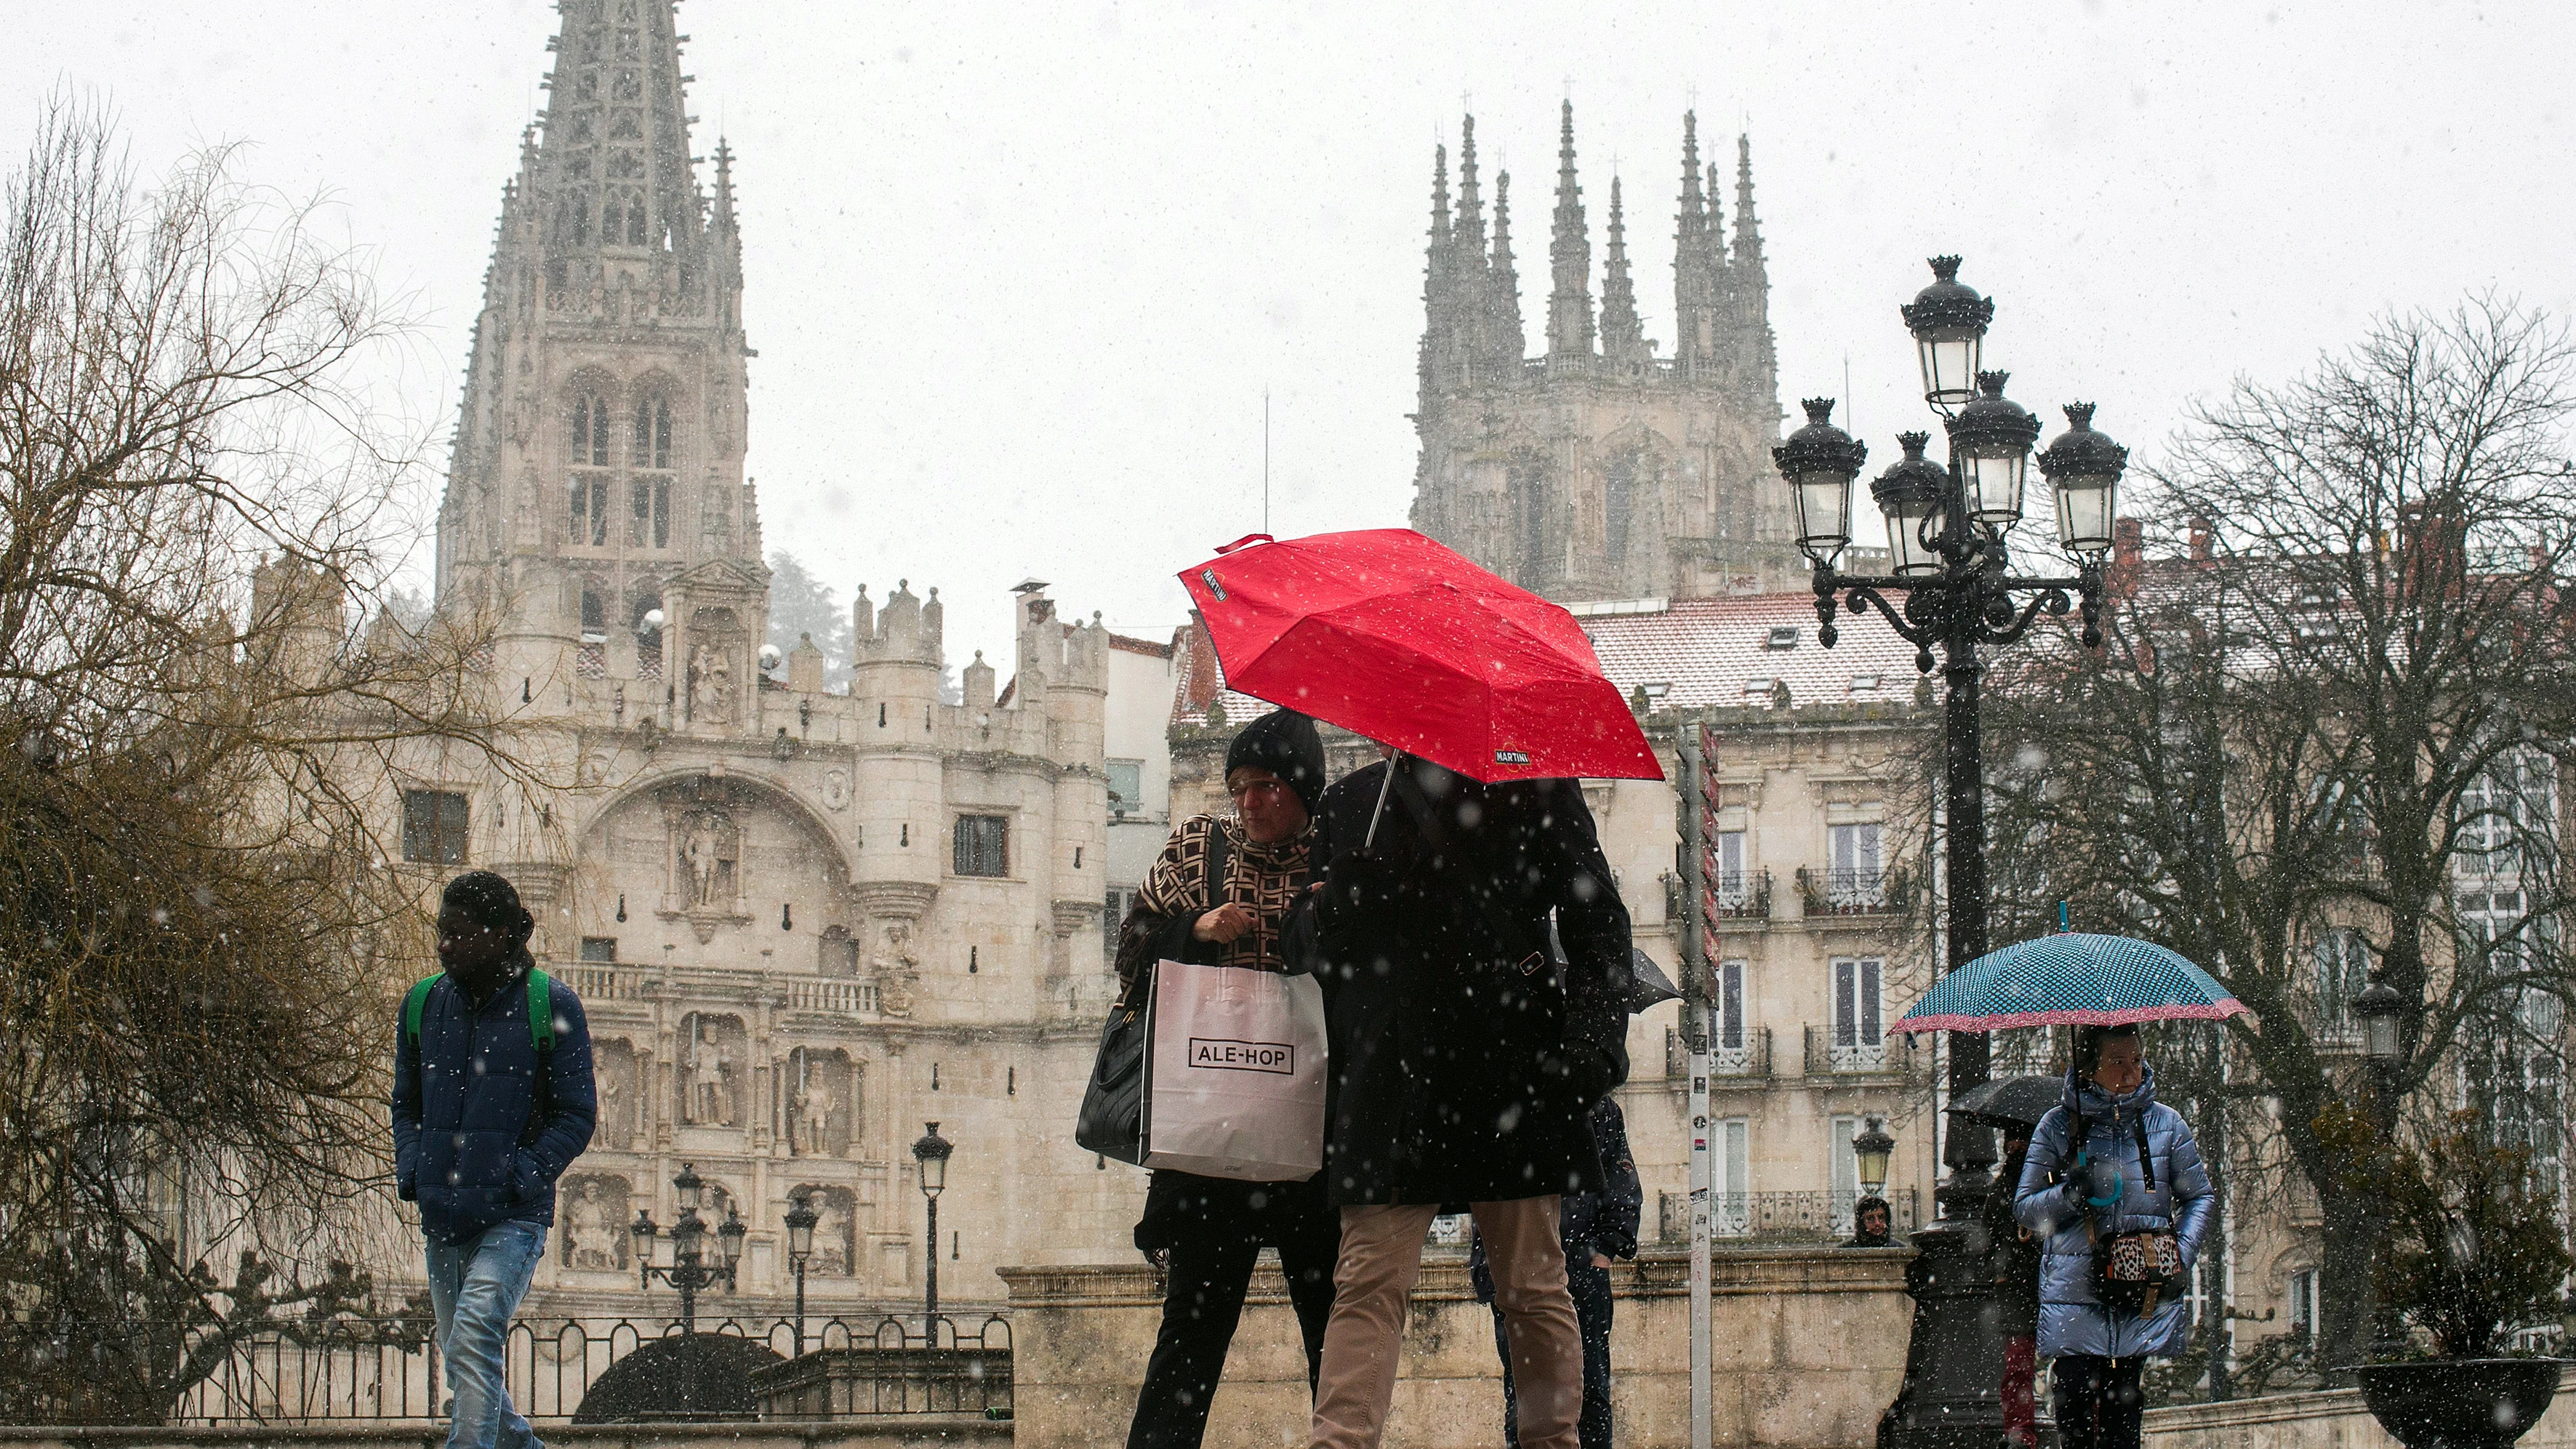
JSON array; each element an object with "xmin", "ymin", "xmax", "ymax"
[
  {"xmin": 1429, "ymin": 142, "xmax": 1452, "ymax": 247},
  {"xmin": 1456, "ymin": 116, "xmax": 1488, "ymax": 261},
  {"xmin": 1490, "ymin": 169, "xmax": 1525, "ymax": 365},
  {"xmin": 1599, "ymin": 174, "xmax": 1645, "ymax": 362},
  {"xmin": 1546, "ymin": 100, "xmax": 1594, "ymax": 360}
]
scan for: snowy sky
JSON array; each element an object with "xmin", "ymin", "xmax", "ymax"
[{"xmin": 9, "ymin": 1, "xmax": 2573, "ymax": 667}]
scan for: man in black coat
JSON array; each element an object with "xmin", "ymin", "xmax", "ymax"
[{"xmin": 1288, "ymin": 753, "xmax": 1632, "ymax": 1449}]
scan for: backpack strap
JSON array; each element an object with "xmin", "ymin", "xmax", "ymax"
[
  {"xmin": 403, "ymin": 974, "xmax": 441, "ymax": 1048},
  {"xmin": 521, "ymin": 968, "xmax": 556, "ymax": 1149}
]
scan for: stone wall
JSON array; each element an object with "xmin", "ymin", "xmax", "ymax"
[
  {"xmin": 2141, "ymin": 1368, "xmax": 2576, "ymax": 1449},
  {"xmin": 1001, "ymin": 1244, "xmax": 1914, "ymax": 1449},
  {"xmin": 0, "ymin": 1425, "xmax": 1006, "ymax": 1449}
]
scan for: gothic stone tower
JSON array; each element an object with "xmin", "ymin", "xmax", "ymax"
[
  {"xmin": 1409, "ymin": 107, "xmax": 1796, "ymax": 602},
  {"xmin": 435, "ymin": 0, "xmax": 766, "ymax": 723}
]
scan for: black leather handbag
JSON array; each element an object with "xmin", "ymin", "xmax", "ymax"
[{"xmin": 1074, "ymin": 828, "xmax": 1229, "ymax": 1165}]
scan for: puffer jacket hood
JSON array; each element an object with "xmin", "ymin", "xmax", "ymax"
[{"xmin": 2013, "ymin": 1061, "xmax": 2215, "ymax": 1360}]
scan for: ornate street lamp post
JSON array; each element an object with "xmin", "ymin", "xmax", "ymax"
[
  {"xmin": 912, "ymin": 1123, "xmax": 953, "ymax": 1337},
  {"xmin": 630, "ymin": 1163, "xmax": 747, "ymax": 1338},
  {"xmin": 2354, "ymin": 977, "xmax": 2407, "ymax": 1354},
  {"xmin": 1779, "ymin": 256, "xmax": 2127, "ymax": 1449},
  {"xmin": 784, "ymin": 1189, "xmax": 819, "ymax": 1357},
  {"xmin": 1855, "ymin": 1117, "xmax": 1898, "ymax": 1203}
]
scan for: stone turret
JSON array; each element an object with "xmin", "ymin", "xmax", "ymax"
[
  {"xmin": 849, "ymin": 580, "xmax": 944, "ymax": 943},
  {"xmin": 248, "ymin": 554, "xmax": 344, "ymax": 690}
]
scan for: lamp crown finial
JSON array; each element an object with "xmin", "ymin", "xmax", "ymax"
[
  {"xmin": 1928, "ymin": 254, "xmax": 1962, "ymax": 282},
  {"xmin": 2063, "ymin": 402, "xmax": 2097, "ymax": 428},
  {"xmin": 1800, "ymin": 398, "xmax": 1836, "ymax": 425},
  {"xmin": 1976, "ymin": 371, "xmax": 2009, "ymax": 398},
  {"xmin": 1896, "ymin": 430, "xmax": 1930, "ymax": 456}
]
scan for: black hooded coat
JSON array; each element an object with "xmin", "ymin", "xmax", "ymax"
[{"xmin": 1286, "ymin": 757, "xmax": 1632, "ymax": 1208}]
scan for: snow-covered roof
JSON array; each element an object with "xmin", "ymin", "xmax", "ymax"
[{"xmin": 1165, "ymin": 590, "xmax": 1933, "ymax": 734}]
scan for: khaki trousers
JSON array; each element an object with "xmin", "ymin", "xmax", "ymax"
[{"xmin": 1309, "ymin": 1196, "xmax": 1581, "ymax": 1449}]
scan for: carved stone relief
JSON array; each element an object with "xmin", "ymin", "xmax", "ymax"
[{"xmin": 559, "ymin": 1173, "xmax": 633, "ymax": 1271}]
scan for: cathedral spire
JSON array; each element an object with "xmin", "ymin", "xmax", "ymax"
[
  {"xmin": 1456, "ymin": 116, "xmax": 1488, "ymax": 262},
  {"xmin": 1429, "ymin": 142, "xmax": 1453, "ymax": 252},
  {"xmin": 1673, "ymin": 112, "xmax": 1728, "ymax": 370},
  {"xmin": 1598, "ymin": 175, "xmax": 1645, "ymax": 362},
  {"xmin": 1733, "ymin": 133, "xmax": 1764, "ymax": 272},
  {"xmin": 1490, "ymin": 169, "xmax": 1524, "ymax": 366},
  {"xmin": 1730, "ymin": 133, "xmax": 1778, "ymax": 403},
  {"xmin": 1546, "ymin": 100, "xmax": 1594, "ymax": 361},
  {"xmin": 531, "ymin": 0, "xmax": 705, "ymax": 261}
]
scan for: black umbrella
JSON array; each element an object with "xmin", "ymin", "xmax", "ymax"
[
  {"xmin": 1625, "ymin": 948, "xmax": 1681, "ymax": 1013},
  {"xmin": 1544, "ymin": 923, "xmax": 1680, "ymax": 1013},
  {"xmin": 1948, "ymin": 1074, "xmax": 2063, "ymax": 1131}
]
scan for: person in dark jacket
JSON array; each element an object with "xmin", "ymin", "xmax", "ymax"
[
  {"xmin": 1288, "ymin": 752, "xmax": 1632, "ymax": 1449},
  {"xmin": 1986, "ymin": 1128, "xmax": 2044, "ymax": 1449},
  {"xmin": 391, "ymin": 872, "xmax": 595, "ymax": 1449},
  {"xmin": 1471, "ymin": 1096, "xmax": 1642, "ymax": 1449},
  {"xmin": 1114, "ymin": 710, "xmax": 1341, "ymax": 1449},
  {"xmin": 2013, "ymin": 1026, "xmax": 2213, "ymax": 1449}
]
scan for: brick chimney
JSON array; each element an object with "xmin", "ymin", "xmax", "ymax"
[
  {"xmin": 2110, "ymin": 516, "xmax": 2146, "ymax": 598},
  {"xmin": 2187, "ymin": 516, "xmax": 2212, "ymax": 563}
]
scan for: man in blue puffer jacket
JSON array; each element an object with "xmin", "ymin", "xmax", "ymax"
[
  {"xmin": 393, "ymin": 872, "xmax": 595, "ymax": 1449},
  {"xmin": 2013, "ymin": 1024, "xmax": 2213, "ymax": 1449}
]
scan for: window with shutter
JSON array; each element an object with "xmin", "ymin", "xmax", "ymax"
[{"xmin": 1829, "ymin": 958, "xmax": 1887, "ymax": 1071}]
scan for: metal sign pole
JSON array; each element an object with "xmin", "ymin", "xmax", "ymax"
[{"xmin": 1678, "ymin": 720, "xmax": 1714, "ymax": 1449}]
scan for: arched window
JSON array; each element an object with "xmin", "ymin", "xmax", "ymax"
[
  {"xmin": 633, "ymin": 595, "xmax": 665, "ymax": 681},
  {"xmin": 626, "ymin": 197, "xmax": 648, "ymax": 246},
  {"xmin": 579, "ymin": 589, "xmax": 606, "ymax": 635},
  {"xmin": 630, "ymin": 397, "xmax": 673, "ymax": 548},
  {"xmin": 569, "ymin": 394, "xmax": 611, "ymax": 545}
]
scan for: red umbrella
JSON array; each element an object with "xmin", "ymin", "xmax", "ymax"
[{"xmin": 1176, "ymin": 529, "xmax": 1663, "ymax": 784}]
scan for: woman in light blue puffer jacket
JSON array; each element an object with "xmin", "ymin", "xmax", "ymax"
[{"xmin": 2013, "ymin": 1024, "xmax": 2215, "ymax": 1449}]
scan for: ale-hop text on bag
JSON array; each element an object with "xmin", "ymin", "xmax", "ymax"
[{"xmin": 1189, "ymin": 1037, "xmax": 1295, "ymax": 1074}]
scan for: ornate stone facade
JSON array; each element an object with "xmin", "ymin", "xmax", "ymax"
[
  {"xmin": 397, "ymin": 0, "xmax": 1144, "ymax": 1322},
  {"xmin": 1409, "ymin": 108, "xmax": 1802, "ymax": 603}
]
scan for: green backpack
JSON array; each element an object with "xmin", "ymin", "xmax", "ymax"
[{"xmin": 404, "ymin": 968, "xmax": 557, "ymax": 1147}]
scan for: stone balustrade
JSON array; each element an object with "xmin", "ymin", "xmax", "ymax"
[{"xmin": 1000, "ymin": 1244, "xmax": 1913, "ymax": 1449}]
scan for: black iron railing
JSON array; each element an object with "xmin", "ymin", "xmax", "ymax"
[{"xmin": 80, "ymin": 1312, "xmax": 1016, "ymax": 1425}]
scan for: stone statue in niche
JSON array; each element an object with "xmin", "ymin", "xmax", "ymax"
[
  {"xmin": 796, "ymin": 1186, "xmax": 857, "ymax": 1277},
  {"xmin": 874, "ymin": 921, "xmax": 921, "ymax": 1019},
  {"xmin": 689, "ymin": 641, "xmax": 734, "ymax": 724},
  {"xmin": 678, "ymin": 810, "xmax": 739, "ymax": 909},
  {"xmin": 796, "ymin": 1078, "xmax": 834, "ymax": 1155},
  {"xmin": 560, "ymin": 1176, "xmax": 630, "ymax": 1270},
  {"xmin": 686, "ymin": 1019, "xmax": 733, "ymax": 1125}
]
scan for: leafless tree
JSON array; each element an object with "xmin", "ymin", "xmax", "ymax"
[
  {"xmin": 0, "ymin": 95, "xmax": 550, "ymax": 1422},
  {"xmin": 1965, "ymin": 298, "xmax": 2576, "ymax": 1384}
]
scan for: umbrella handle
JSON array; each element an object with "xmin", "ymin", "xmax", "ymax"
[{"xmin": 1363, "ymin": 752, "xmax": 1400, "ymax": 851}]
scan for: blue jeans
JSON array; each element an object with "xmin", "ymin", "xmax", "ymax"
[{"xmin": 427, "ymin": 1220, "xmax": 547, "ymax": 1449}]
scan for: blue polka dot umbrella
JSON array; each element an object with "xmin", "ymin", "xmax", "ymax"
[{"xmin": 1892, "ymin": 934, "xmax": 2249, "ymax": 1037}]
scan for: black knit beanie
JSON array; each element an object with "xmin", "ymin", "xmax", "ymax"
[
  {"xmin": 442, "ymin": 870, "xmax": 536, "ymax": 947},
  {"xmin": 1225, "ymin": 709, "xmax": 1326, "ymax": 813}
]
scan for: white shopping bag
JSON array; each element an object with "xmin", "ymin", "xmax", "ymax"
[{"xmin": 1141, "ymin": 960, "xmax": 1328, "ymax": 1181}]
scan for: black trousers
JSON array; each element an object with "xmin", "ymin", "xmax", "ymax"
[
  {"xmin": 2052, "ymin": 1354, "xmax": 2146, "ymax": 1449},
  {"xmin": 1124, "ymin": 1216, "xmax": 1341, "ymax": 1449},
  {"xmin": 1491, "ymin": 1259, "xmax": 1614, "ymax": 1449}
]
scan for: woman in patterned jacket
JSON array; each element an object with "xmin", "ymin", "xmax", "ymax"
[{"xmin": 1114, "ymin": 708, "xmax": 1342, "ymax": 1449}]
